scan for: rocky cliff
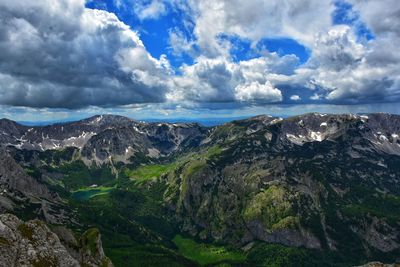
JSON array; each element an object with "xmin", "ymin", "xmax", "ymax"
[
  {"xmin": 0, "ymin": 213, "xmax": 113, "ymax": 267},
  {"xmin": 162, "ymin": 113, "xmax": 400, "ymax": 257},
  {"xmin": 0, "ymin": 113, "xmax": 399, "ymax": 266}
]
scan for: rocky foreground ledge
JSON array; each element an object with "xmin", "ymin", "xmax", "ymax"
[
  {"xmin": 0, "ymin": 213, "xmax": 113, "ymax": 267},
  {"xmin": 356, "ymin": 262, "xmax": 400, "ymax": 267}
]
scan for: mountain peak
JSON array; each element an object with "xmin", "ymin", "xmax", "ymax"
[{"xmin": 82, "ymin": 114, "xmax": 138, "ymax": 126}]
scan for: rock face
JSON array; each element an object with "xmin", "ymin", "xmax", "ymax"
[
  {"xmin": 0, "ymin": 150, "xmax": 54, "ymax": 201},
  {"xmin": 0, "ymin": 112, "xmax": 400, "ymax": 262},
  {"xmin": 79, "ymin": 228, "xmax": 114, "ymax": 267},
  {"xmin": 0, "ymin": 148, "xmax": 77, "ymax": 226},
  {"xmin": 0, "ymin": 213, "xmax": 113, "ymax": 267},
  {"xmin": 355, "ymin": 263, "xmax": 400, "ymax": 267},
  {"xmin": 1, "ymin": 115, "xmax": 208, "ymax": 164},
  {"xmin": 163, "ymin": 113, "xmax": 400, "ymax": 254},
  {"xmin": 0, "ymin": 149, "xmax": 64, "ymax": 224}
]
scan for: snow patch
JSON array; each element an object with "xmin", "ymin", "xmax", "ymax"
[
  {"xmin": 133, "ymin": 126, "xmax": 145, "ymax": 134},
  {"xmin": 379, "ymin": 135, "xmax": 388, "ymax": 141},
  {"xmin": 269, "ymin": 118, "xmax": 283, "ymax": 125},
  {"xmin": 360, "ymin": 115, "xmax": 369, "ymax": 122},
  {"xmin": 95, "ymin": 115, "xmax": 103, "ymax": 123},
  {"xmin": 286, "ymin": 134, "xmax": 307, "ymax": 145},
  {"xmin": 310, "ymin": 131, "xmax": 323, "ymax": 142}
]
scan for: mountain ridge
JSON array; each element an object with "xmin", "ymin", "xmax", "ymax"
[{"xmin": 0, "ymin": 112, "xmax": 399, "ymax": 266}]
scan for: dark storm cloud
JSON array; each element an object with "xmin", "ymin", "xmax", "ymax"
[{"xmin": 0, "ymin": 0, "xmax": 169, "ymax": 109}]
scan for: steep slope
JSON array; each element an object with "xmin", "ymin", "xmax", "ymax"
[
  {"xmin": 1, "ymin": 115, "xmax": 208, "ymax": 165},
  {"xmin": 0, "ymin": 213, "xmax": 113, "ymax": 267},
  {"xmin": 162, "ymin": 113, "xmax": 400, "ymax": 263},
  {"xmin": 0, "ymin": 149, "xmax": 53, "ymax": 200},
  {"xmin": 1, "ymin": 115, "xmax": 138, "ymax": 151},
  {"xmin": 0, "ymin": 149, "xmax": 69, "ymax": 225},
  {"xmin": 1, "ymin": 113, "xmax": 400, "ymax": 266},
  {"xmin": 81, "ymin": 121, "xmax": 207, "ymax": 164}
]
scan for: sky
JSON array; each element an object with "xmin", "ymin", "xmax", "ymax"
[{"xmin": 0, "ymin": 0, "xmax": 400, "ymax": 122}]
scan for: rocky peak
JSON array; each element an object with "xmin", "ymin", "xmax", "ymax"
[
  {"xmin": 0, "ymin": 118, "xmax": 26, "ymax": 143},
  {"xmin": 0, "ymin": 213, "xmax": 113, "ymax": 267},
  {"xmin": 81, "ymin": 114, "xmax": 138, "ymax": 128}
]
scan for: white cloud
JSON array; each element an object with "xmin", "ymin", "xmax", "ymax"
[
  {"xmin": 170, "ymin": 57, "xmax": 239, "ymax": 102},
  {"xmin": 348, "ymin": 0, "xmax": 400, "ymax": 37},
  {"xmin": 297, "ymin": 24, "xmax": 400, "ymax": 103},
  {"xmin": 235, "ymin": 81, "xmax": 282, "ymax": 102},
  {"xmin": 290, "ymin": 95, "xmax": 301, "ymax": 101},
  {"xmin": 168, "ymin": 27, "xmax": 196, "ymax": 56},
  {"xmin": 169, "ymin": 54, "xmax": 290, "ymax": 103},
  {"xmin": 310, "ymin": 93, "xmax": 322, "ymax": 100},
  {"xmin": 169, "ymin": 0, "xmax": 400, "ymax": 105},
  {"xmin": 1, "ymin": 0, "xmax": 400, "ymax": 112},
  {"xmin": 310, "ymin": 25, "xmax": 365, "ymax": 71},
  {"xmin": 134, "ymin": 0, "xmax": 167, "ymax": 20},
  {"xmin": 183, "ymin": 0, "xmax": 334, "ymax": 57}
]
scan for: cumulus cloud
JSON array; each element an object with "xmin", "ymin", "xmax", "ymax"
[
  {"xmin": 310, "ymin": 93, "xmax": 322, "ymax": 100},
  {"xmin": 167, "ymin": 53, "xmax": 297, "ymax": 103},
  {"xmin": 309, "ymin": 25, "xmax": 365, "ymax": 71},
  {"xmin": 297, "ymin": 23, "xmax": 400, "ymax": 103},
  {"xmin": 182, "ymin": 0, "xmax": 334, "ymax": 57},
  {"xmin": 168, "ymin": 0, "xmax": 400, "ymax": 105},
  {"xmin": 169, "ymin": 57, "xmax": 240, "ymax": 102},
  {"xmin": 235, "ymin": 81, "xmax": 282, "ymax": 102},
  {"xmin": 348, "ymin": 0, "xmax": 400, "ymax": 37},
  {"xmin": 134, "ymin": 0, "xmax": 167, "ymax": 20},
  {"xmin": 0, "ymin": 0, "xmax": 170, "ymax": 108},
  {"xmin": 168, "ymin": 27, "xmax": 196, "ymax": 56},
  {"xmin": 290, "ymin": 95, "xmax": 301, "ymax": 101},
  {"xmin": 1, "ymin": 0, "xmax": 400, "ymax": 111}
]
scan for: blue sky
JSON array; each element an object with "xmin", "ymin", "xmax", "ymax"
[
  {"xmin": 86, "ymin": 0, "xmax": 312, "ymax": 67},
  {"xmin": 0, "ymin": 0, "xmax": 400, "ymax": 122}
]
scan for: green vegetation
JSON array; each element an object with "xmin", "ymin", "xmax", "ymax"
[
  {"xmin": 39, "ymin": 147, "xmax": 77, "ymax": 165},
  {"xmin": 174, "ymin": 159, "xmax": 207, "ymax": 210},
  {"xmin": 342, "ymin": 189, "xmax": 400, "ymax": 224},
  {"xmin": 243, "ymin": 185, "xmax": 299, "ymax": 231},
  {"xmin": 25, "ymin": 167, "xmax": 42, "ymax": 179},
  {"xmin": 17, "ymin": 223, "xmax": 34, "ymax": 240},
  {"xmin": 101, "ymin": 257, "xmax": 113, "ymax": 267},
  {"xmin": 32, "ymin": 255, "xmax": 58, "ymax": 267},
  {"xmin": 58, "ymin": 161, "xmax": 115, "ymax": 190},
  {"xmin": 123, "ymin": 163, "xmax": 176, "ymax": 184},
  {"xmin": 204, "ymin": 145, "xmax": 223, "ymax": 160},
  {"xmin": 105, "ymin": 245, "xmax": 188, "ymax": 267},
  {"xmin": 210, "ymin": 123, "xmax": 246, "ymax": 144},
  {"xmin": 247, "ymin": 243, "xmax": 335, "ymax": 267},
  {"xmin": 184, "ymin": 160, "xmax": 206, "ymax": 177},
  {"xmin": 69, "ymin": 177, "xmax": 184, "ymax": 267},
  {"xmin": 0, "ymin": 236, "xmax": 10, "ymax": 245},
  {"xmin": 172, "ymin": 235, "xmax": 246, "ymax": 266},
  {"xmin": 71, "ymin": 186, "xmax": 114, "ymax": 201},
  {"xmin": 12, "ymin": 134, "xmax": 400, "ymax": 267},
  {"xmin": 81, "ymin": 228, "xmax": 100, "ymax": 254}
]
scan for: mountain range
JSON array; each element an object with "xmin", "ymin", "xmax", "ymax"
[{"xmin": 0, "ymin": 113, "xmax": 399, "ymax": 266}]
